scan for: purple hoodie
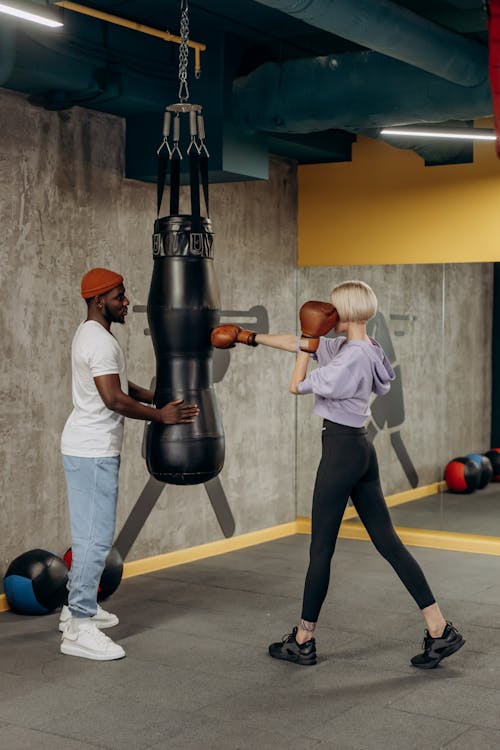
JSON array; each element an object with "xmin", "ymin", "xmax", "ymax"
[{"xmin": 297, "ymin": 336, "xmax": 395, "ymax": 427}]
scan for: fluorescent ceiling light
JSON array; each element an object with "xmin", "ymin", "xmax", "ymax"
[
  {"xmin": 0, "ymin": 2, "xmax": 63, "ymax": 27},
  {"xmin": 381, "ymin": 128, "xmax": 496, "ymax": 141}
]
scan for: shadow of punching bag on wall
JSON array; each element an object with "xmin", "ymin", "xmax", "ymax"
[
  {"xmin": 146, "ymin": 103, "xmax": 224, "ymax": 484},
  {"xmin": 366, "ymin": 312, "xmax": 418, "ymax": 488},
  {"xmin": 112, "ymin": 304, "xmax": 270, "ymax": 555}
]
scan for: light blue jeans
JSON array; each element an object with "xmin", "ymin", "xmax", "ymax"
[{"xmin": 62, "ymin": 455, "xmax": 120, "ymax": 618}]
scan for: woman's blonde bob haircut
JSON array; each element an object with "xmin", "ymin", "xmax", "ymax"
[{"xmin": 330, "ymin": 280, "xmax": 378, "ymax": 322}]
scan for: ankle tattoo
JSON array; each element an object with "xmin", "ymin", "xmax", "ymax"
[{"xmin": 300, "ymin": 619, "xmax": 316, "ymax": 633}]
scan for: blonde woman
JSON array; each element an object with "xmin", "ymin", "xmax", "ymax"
[{"xmin": 212, "ymin": 280, "xmax": 465, "ymax": 669}]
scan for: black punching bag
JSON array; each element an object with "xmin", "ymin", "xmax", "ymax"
[
  {"xmin": 146, "ymin": 211, "xmax": 225, "ymax": 484},
  {"xmin": 146, "ymin": 106, "xmax": 225, "ymax": 484}
]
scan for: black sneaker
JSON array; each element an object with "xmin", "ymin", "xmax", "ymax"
[
  {"xmin": 411, "ymin": 622, "xmax": 465, "ymax": 669},
  {"xmin": 269, "ymin": 626, "xmax": 317, "ymax": 666}
]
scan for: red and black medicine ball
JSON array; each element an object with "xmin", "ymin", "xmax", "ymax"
[
  {"xmin": 63, "ymin": 545, "xmax": 123, "ymax": 601},
  {"xmin": 444, "ymin": 457, "xmax": 480, "ymax": 494},
  {"xmin": 484, "ymin": 449, "xmax": 500, "ymax": 481}
]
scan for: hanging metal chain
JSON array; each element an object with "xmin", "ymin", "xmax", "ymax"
[{"xmin": 178, "ymin": 0, "xmax": 190, "ymax": 102}]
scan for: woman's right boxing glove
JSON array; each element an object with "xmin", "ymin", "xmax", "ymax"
[{"xmin": 211, "ymin": 324, "xmax": 258, "ymax": 349}]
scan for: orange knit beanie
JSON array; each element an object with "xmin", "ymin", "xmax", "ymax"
[{"xmin": 81, "ymin": 268, "xmax": 124, "ymax": 299}]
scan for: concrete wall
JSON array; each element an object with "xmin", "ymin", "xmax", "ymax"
[
  {"xmin": 0, "ymin": 88, "xmax": 297, "ymax": 583},
  {"xmin": 0, "ymin": 86, "xmax": 494, "ymax": 589},
  {"xmin": 296, "ymin": 264, "xmax": 493, "ymax": 516}
]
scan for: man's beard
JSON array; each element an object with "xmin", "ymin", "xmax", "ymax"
[{"xmin": 104, "ymin": 303, "xmax": 125, "ymax": 324}]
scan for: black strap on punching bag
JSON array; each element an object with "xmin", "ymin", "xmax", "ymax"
[
  {"xmin": 170, "ymin": 152, "xmax": 181, "ymax": 216},
  {"xmin": 156, "ymin": 152, "xmax": 169, "ymax": 218},
  {"xmin": 157, "ymin": 150, "xmax": 205, "ymax": 221},
  {"xmin": 200, "ymin": 151, "xmax": 209, "ymax": 217},
  {"xmin": 189, "ymin": 150, "xmax": 201, "ymax": 228},
  {"xmin": 156, "ymin": 149, "xmax": 180, "ymax": 218},
  {"xmin": 188, "ymin": 148, "xmax": 209, "ymax": 225},
  {"xmin": 156, "ymin": 126, "xmax": 209, "ymax": 222}
]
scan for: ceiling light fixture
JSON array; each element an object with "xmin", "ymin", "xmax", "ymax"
[
  {"xmin": 0, "ymin": 1, "xmax": 63, "ymax": 27},
  {"xmin": 381, "ymin": 128, "xmax": 496, "ymax": 141}
]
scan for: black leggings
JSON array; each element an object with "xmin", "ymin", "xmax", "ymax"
[{"xmin": 301, "ymin": 420, "xmax": 436, "ymax": 622}]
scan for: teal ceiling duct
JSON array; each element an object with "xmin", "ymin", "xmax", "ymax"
[
  {"xmin": 251, "ymin": 0, "xmax": 487, "ymax": 87},
  {"xmin": 233, "ymin": 51, "xmax": 492, "ymax": 134},
  {"xmin": 1, "ymin": 23, "xmax": 178, "ymax": 114},
  {"xmin": 0, "ymin": 25, "xmax": 16, "ymax": 85},
  {"xmin": 0, "ymin": 21, "xmax": 269, "ymax": 182}
]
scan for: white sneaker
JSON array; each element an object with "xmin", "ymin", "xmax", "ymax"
[
  {"xmin": 59, "ymin": 604, "xmax": 119, "ymax": 632},
  {"xmin": 60, "ymin": 619, "xmax": 126, "ymax": 661}
]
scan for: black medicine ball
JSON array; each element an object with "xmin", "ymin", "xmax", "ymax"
[
  {"xmin": 465, "ymin": 453, "xmax": 493, "ymax": 489},
  {"xmin": 3, "ymin": 549, "xmax": 68, "ymax": 615},
  {"xmin": 484, "ymin": 449, "xmax": 500, "ymax": 481}
]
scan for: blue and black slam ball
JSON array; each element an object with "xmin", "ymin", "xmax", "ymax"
[
  {"xmin": 484, "ymin": 449, "xmax": 500, "ymax": 481},
  {"xmin": 444, "ymin": 457, "xmax": 480, "ymax": 494},
  {"xmin": 3, "ymin": 549, "xmax": 68, "ymax": 615},
  {"xmin": 465, "ymin": 453, "xmax": 493, "ymax": 489}
]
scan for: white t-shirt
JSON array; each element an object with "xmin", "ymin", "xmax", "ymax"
[{"xmin": 61, "ymin": 320, "xmax": 128, "ymax": 457}]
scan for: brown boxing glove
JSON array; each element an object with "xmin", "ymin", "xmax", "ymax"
[
  {"xmin": 298, "ymin": 300, "xmax": 338, "ymax": 353},
  {"xmin": 300, "ymin": 301, "xmax": 338, "ymax": 337},
  {"xmin": 211, "ymin": 324, "xmax": 258, "ymax": 349}
]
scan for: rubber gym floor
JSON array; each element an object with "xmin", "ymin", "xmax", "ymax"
[{"xmin": 1, "ymin": 520, "xmax": 500, "ymax": 750}]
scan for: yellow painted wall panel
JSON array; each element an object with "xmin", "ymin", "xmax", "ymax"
[{"xmin": 298, "ymin": 133, "xmax": 500, "ymax": 266}]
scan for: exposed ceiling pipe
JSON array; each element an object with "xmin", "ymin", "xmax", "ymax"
[
  {"xmin": 2, "ymin": 22, "xmax": 179, "ymax": 114},
  {"xmin": 251, "ymin": 0, "xmax": 488, "ymax": 87},
  {"xmin": 53, "ymin": 1, "xmax": 207, "ymax": 76},
  {"xmin": 232, "ymin": 51, "xmax": 492, "ymax": 134},
  {"xmin": 445, "ymin": 0, "xmax": 480, "ymax": 8}
]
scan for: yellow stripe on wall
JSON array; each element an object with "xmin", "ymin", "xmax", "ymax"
[
  {"xmin": 0, "ymin": 481, "xmax": 488, "ymax": 614},
  {"xmin": 0, "ymin": 521, "xmax": 298, "ymax": 614},
  {"xmin": 296, "ymin": 515, "xmax": 500, "ymax": 555},
  {"xmin": 338, "ymin": 522, "xmax": 500, "ymax": 557},
  {"xmin": 121, "ymin": 521, "xmax": 298, "ymax": 578},
  {"xmin": 298, "ymin": 120, "xmax": 500, "ymax": 266},
  {"xmin": 298, "ymin": 480, "xmax": 446, "ymax": 525}
]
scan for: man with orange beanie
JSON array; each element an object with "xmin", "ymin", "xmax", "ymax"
[{"xmin": 60, "ymin": 268, "xmax": 199, "ymax": 661}]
